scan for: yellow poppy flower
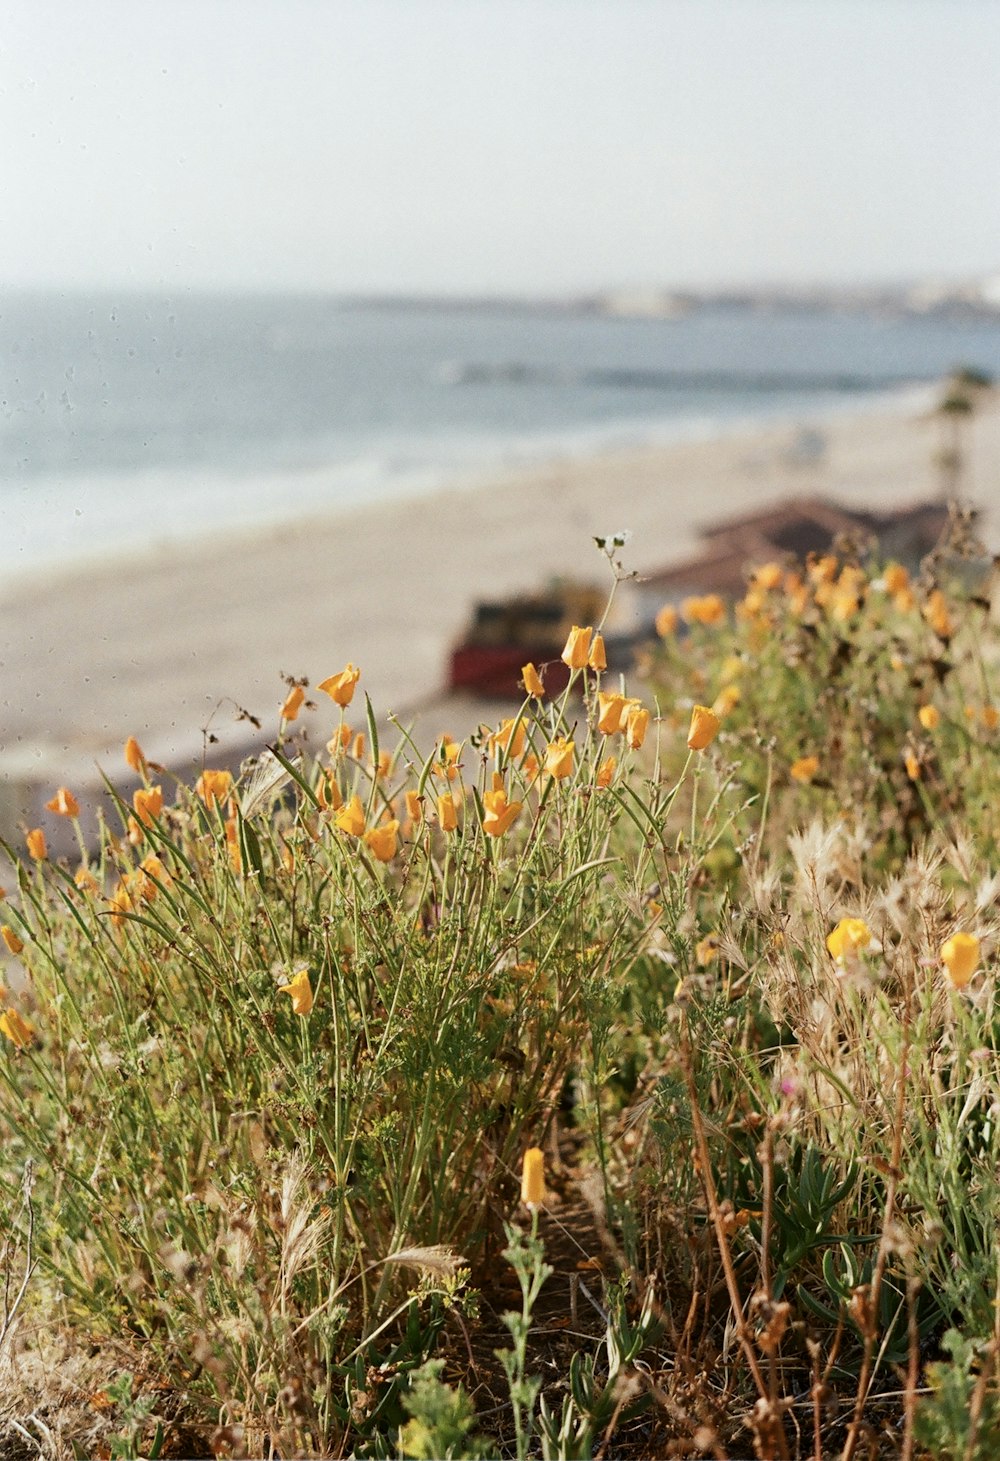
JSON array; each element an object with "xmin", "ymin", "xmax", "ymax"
[
  {"xmin": 561, "ymin": 625, "xmax": 593, "ymax": 670},
  {"xmin": 0, "ymin": 1009, "xmax": 34, "ymax": 1048},
  {"xmin": 74, "ymin": 866, "xmax": 99, "ymax": 895},
  {"xmin": 124, "ymin": 735, "xmax": 147, "ymax": 774},
  {"xmin": 133, "ymin": 785, "xmax": 163, "ymax": 827},
  {"xmin": 596, "ymin": 755, "xmax": 616, "ymax": 788},
  {"xmin": 687, "ymin": 705, "xmax": 720, "ymax": 751},
  {"xmin": 364, "ymin": 820, "xmax": 399, "ymax": 863},
  {"xmin": 883, "ymin": 562, "xmax": 909, "ymax": 596},
  {"xmin": 139, "ymin": 854, "xmax": 171, "ymax": 889},
  {"xmin": 924, "ymin": 589, "xmax": 953, "ymax": 640},
  {"xmin": 352, "ymin": 732, "xmax": 366, "ymax": 761},
  {"xmin": 940, "ymin": 932, "xmax": 980, "ymax": 989},
  {"xmin": 682, "ymin": 594, "xmax": 726, "ymax": 627},
  {"xmin": 790, "ymin": 755, "xmax": 819, "ymax": 784},
  {"xmin": 521, "ymin": 662, "xmax": 545, "ymax": 697},
  {"xmin": 490, "ymin": 718, "xmax": 526, "ymax": 759},
  {"xmin": 196, "ymin": 769, "xmax": 233, "ymax": 808},
  {"xmin": 278, "ymin": 966, "xmax": 314, "ymax": 1016},
  {"xmin": 328, "ymin": 724, "xmax": 352, "ymax": 756},
  {"xmin": 695, "ymin": 934, "xmax": 719, "ymax": 965},
  {"xmin": 317, "ymin": 662, "xmax": 361, "ymax": 708},
  {"xmin": 436, "ymin": 794, "xmax": 458, "ymax": 832},
  {"xmin": 904, "ymin": 751, "xmax": 921, "ymax": 782},
  {"xmin": 482, "ymin": 787, "xmax": 522, "ymax": 837},
  {"xmin": 625, "ymin": 705, "xmax": 650, "ymax": 750},
  {"xmin": 544, "ymin": 737, "xmax": 575, "ymax": 779},
  {"xmin": 431, "ymin": 737, "xmax": 461, "ymax": 781},
  {"xmin": 826, "ymin": 917, "xmax": 872, "ymax": 964},
  {"xmin": 588, "ymin": 633, "xmax": 607, "ymax": 672},
  {"xmin": 752, "ymin": 562, "xmax": 783, "ymax": 591},
  {"xmin": 335, "ymin": 794, "xmax": 366, "ymax": 838},
  {"xmin": 46, "ymin": 786, "xmax": 79, "ymax": 818},
  {"xmin": 405, "ymin": 790, "xmax": 422, "ymax": 823},
  {"xmin": 655, "ymin": 604, "xmax": 679, "ymax": 637},
  {"xmin": 520, "ymin": 1147, "xmax": 545, "ymax": 1206},
  {"xmin": 26, "ymin": 829, "xmax": 47, "ymax": 861},
  {"xmin": 983, "ymin": 706, "xmax": 1000, "ymax": 731},
  {"xmin": 1, "ymin": 926, "xmax": 24, "ymax": 956},
  {"xmin": 917, "ymin": 704, "xmax": 940, "ymax": 731},
  {"xmin": 223, "ymin": 816, "xmax": 243, "ymax": 874},
  {"xmin": 316, "ymin": 771, "xmax": 343, "ymax": 811},
  {"xmin": 596, "ymin": 692, "xmax": 628, "ymax": 735},
  {"xmin": 280, "ymin": 684, "xmax": 305, "ymax": 721}
]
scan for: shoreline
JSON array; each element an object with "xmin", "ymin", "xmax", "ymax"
[
  {"xmin": 1, "ymin": 392, "xmax": 997, "ymax": 844},
  {"xmin": 3, "ymin": 381, "xmax": 936, "ymax": 589}
]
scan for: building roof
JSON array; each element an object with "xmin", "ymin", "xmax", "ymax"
[{"xmin": 641, "ymin": 495, "xmax": 951, "ymax": 595}]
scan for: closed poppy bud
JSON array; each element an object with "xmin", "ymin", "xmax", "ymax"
[
  {"xmin": 491, "ymin": 718, "xmax": 526, "ymax": 759},
  {"xmin": 335, "ymin": 794, "xmax": 366, "ymax": 838},
  {"xmin": 124, "ymin": 736, "xmax": 147, "ymax": 774},
  {"xmin": 133, "ymin": 785, "xmax": 163, "ymax": 827},
  {"xmin": 521, "ymin": 662, "xmax": 545, "ymax": 697},
  {"xmin": 940, "ymin": 932, "xmax": 980, "ymax": 989},
  {"xmin": 364, "ymin": 820, "xmax": 399, "ymax": 863},
  {"xmin": 904, "ymin": 751, "xmax": 921, "ymax": 782},
  {"xmin": 894, "ymin": 587, "xmax": 916, "ymax": 613},
  {"xmin": 588, "ymin": 633, "xmax": 607, "ymax": 672},
  {"xmin": 436, "ymin": 794, "xmax": 458, "ymax": 832},
  {"xmin": 328, "ymin": 724, "xmax": 352, "ymax": 757},
  {"xmin": 790, "ymin": 755, "xmax": 819, "ymax": 784},
  {"xmin": 561, "ymin": 625, "xmax": 593, "ymax": 671},
  {"xmin": 405, "ymin": 790, "xmax": 423, "ymax": 822},
  {"xmin": 224, "ymin": 817, "xmax": 242, "ymax": 875},
  {"xmin": 0, "ymin": 1008, "xmax": 34, "ymax": 1049},
  {"xmin": 196, "ymin": 769, "xmax": 233, "ymax": 808},
  {"xmin": 687, "ymin": 706, "xmax": 720, "ymax": 751},
  {"xmin": 483, "ymin": 788, "xmax": 522, "ymax": 837},
  {"xmin": 375, "ymin": 751, "xmax": 392, "ymax": 780},
  {"xmin": 983, "ymin": 706, "xmax": 1000, "ymax": 731},
  {"xmin": 318, "ymin": 663, "xmax": 361, "ymax": 708},
  {"xmin": 278, "ymin": 966, "xmax": 314, "ymax": 1016},
  {"xmin": 521, "ymin": 1147, "xmax": 545, "ymax": 1207},
  {"xmin": 596, "ymin": 756, "xmax": 616, "ymax": 788},
  {"xmin": 625, "ymin": 705, "xmax": 650, "ymax": 750},
  {"xmin": 46, "ymin": 786, "xmax": 79, "ymax": 818},
  {"xmin": 597, "ymin": 693, "xmax": 627, "ymax": 735},
  {"xmin": 352, "ymin": 732, "xmax": 366, "ymax": 761},
  {"xmin": 26, "ymin": 829, "xmax": 47, "ymax": 861},
  {"xmin": 918, "ymin": 704, "xmax": 940, "ymax": 731},
  {"xmin": 522, "ymin": 754, "xmax": 540, "ymax": 784},
  {"xmin": 281, "ymin": 685, "xmax": 305, "ymax": 721},
  {"xmin": 826, "ymin": 917, "xmax": 872, "ymax": 964},
  {"xmin": 924, "ymin": 589, "xmax": 953, "ymax": 640},
  {"xmin": 544, "ymin": 737, "xmax": 575, "ymax": 779},
  {"xmin": 316, "ymin": 771, "xmax": 343, "ymax": 811},
  {"xmin": 1, "ymin": 926, "xmax": 24, "ymax": 956},
  {"xmin": 655, "ymin": 603, "xmax": 679, "ymax": 637},
  {"xmin": 883, "ymin": 562, "xmax": 909, "ymax": 596}
]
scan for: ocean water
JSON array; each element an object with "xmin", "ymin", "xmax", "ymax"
[{"xmin": 4, "ymin": 291, "xmax": 1000, "ymax": 582}]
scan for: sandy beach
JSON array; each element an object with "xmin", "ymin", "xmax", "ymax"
[{"xmin": 1, "ymin": 392, "xmax": 997, "ymax": 843}]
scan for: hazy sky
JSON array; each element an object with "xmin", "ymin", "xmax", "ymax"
[{"xmin": 4, "ymin": 0, "xmax": 999, "ymax": 295}]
